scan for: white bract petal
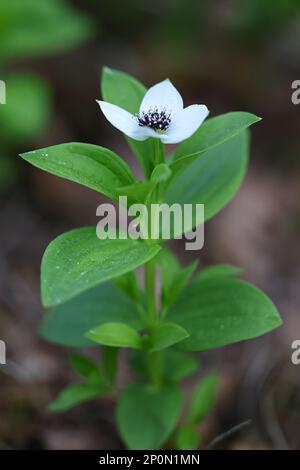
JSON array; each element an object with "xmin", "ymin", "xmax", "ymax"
[
  {"xmin": 139, "ymin": 126, "xmax": 163, "ymax": 139},
  {"xmin": 97, "ymin": 101, "xmax": 147, "ymax": 141},
  {"xmin": 160, "ymin": 105, "xmax": 209, "ymax": 144},
  {"xmin": 139, "ymin": 80, "xmax": 183, "ymax": 115}
]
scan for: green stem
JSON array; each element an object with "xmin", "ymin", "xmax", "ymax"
[
  {"xmin": 144, "ymin": 142, "xmax": 165, "ymax": 385},
  {"xmin": 102, "ymin": 346, "xmax": 118, "ymax": 387},
  {"xmin": 148, "ymin": 351, "xmax": 161, "ymax": 387},
  {"xmin": 145, "ymin": 258, "xmax": 163, "ymax": 386},
  {"xmin": 145, "ymin": 259, "xmax": 156, "ymax": 324},
  {"xmin": 154, "ymin": 139, "xmax": 165, "ymax": 166}
]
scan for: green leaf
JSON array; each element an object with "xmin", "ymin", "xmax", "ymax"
[
  {"xmin": 40, "ymin": 283, "xmax": 142, "ymax": 347},
  {"xmin": 0, "ymin": 74, "xmax": 51, "ymax": 143},
  {"xmin": 163, "ymin": 350, "xmax": 200, "ymax": 382},
  {"xmin": 151, "ymin": 163, "xmax": 172, "ymax": 183},
  {"xmin": 116, "ymin": 181, "xmax": 155, "ymax": 204},
  {"xmin": 101, "ymin": 67, "xmax": 155, "ymax": 178},
  {"xmin": 130, "ymin": 349, "xmax": 200, "ymax": 383},
  {"xmin": 175, "ymin": 424, "xmax": 200, "ymax": 450},
  {"xmin": 117, "ymin": 383, "xmax": 182, "ymax": 450},
  {"xmin": 148, "ymin": 322, "xmax": 189, "ymax": 352},
  {"xmin": 168, "ymin": 277, "xmax": 282, "ymax": 351},
  {"xmin": 69, "ymin": 353, "xmax": 99, "ymax": 379},
  {"xmin": 127, "ymin": 139, "xmax": 157, "ymax": 179},
  {"xmin": 157, "ymin": 249, "xmax": 197, "ymax": 310},
  {"xmin": 171, "ymin": 112, "xmax": 261, "ymax": 174},
  {"xmin": 41, "ymin": 227, "xmax": 160, "ymax": 307},
  {"xmin": 85, "ymin": 321, "xmax": 189, "ymax": 352},
  {"xmin": 195, "ymin": 264, "xmax": 242, "ymax": 282},
  {"xmin": 156, "ymin": 248, "xmax": 181, "ymax": 291},
  {"xmin": 0, "ymin": 0, "xmax": 94, "ymax": 63},
  {"xmin": 166, "ymin": 131, "xmax": 249, "ymax": 230},
  {"xmin": 164, "ymin": 261, "xmax": 198, "ymax": 310},
  {"xmin": 85, "ymin": 323, "xmax": 142, "ymax": 349},
  {"xmin": 20, "ymin": 142, "xmax": 134, "ymax": 201},
  {"xmin": 101, "ymin": 67, "xmax": 145, "ymax": 115},
  {"xmin": 172, "ymin": 261, "xmax": 198, "ymax": 291},
  {"xmin": 49, "ymin": 382, "xmax": 106, "ymax": 413},
  {"xmin": 113, "ymin": 271, "xmax": 140, "ymax": 302},
  {"xmin": 102, "ymin": 346, "xmax": 118, "ymax": 385},
  {"xmin": 131, "ymin": 127, "xmax": 248, "ymax": 239},
  {"xmin": 187, "ymin": 373, "xmax": 219, "ymax": 424}
]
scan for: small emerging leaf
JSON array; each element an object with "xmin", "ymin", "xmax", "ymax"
[
  {"xmin": 163, "ymin": 261, "xmax": 198, "ymax": 310},
  {"xmin": 40, "ymin": 282, "xmax": 142, "ymax": 348},
  {"xmin": 151, "ymin": 163, "xmax": 172, "ymax": 183},
  {"xmin": 163, "ymin": 350, "xmax": 200, "ymax": 382},
  {"xmin": 156, "ymin": 248, "xmax": 181, "ymax": 292},
  {"xmin": 114, "ymin": 271, "xmax": 140, "ymax": 303},
  {"xmin": 195, "ymin": 264, "xmax": 242, "ymax": 282},
  {"xmin": 85, "ymin": 322, "xmax": 142, "ymax": 349},
  {"xmin": 187, "ymin": 373, "xmax": 219, "ymax": 424},
  {"xmin": 148, "ymin": 322, "xmax": 189, "ymax": 352},
  {"xmin": 49, "ymin": 382, "xmax": 106, "ymax": 413},
  {"xmin": 130, "ymin": 349, "xmax": 200, "ymax": 382},
  {"xmin": 116, "ymin": 181, "xmax": 155, "ymax": 204},
  {"xmin": 157, "ymin": 249, "xmax": 197, "ymax": 310},
  {"xmin": 69, "ymin": 353, "xmax": 99, "ymax": 379},
  {"xmin": 175, "ymin": 424, "xmax": 200, "ymax": 450}
]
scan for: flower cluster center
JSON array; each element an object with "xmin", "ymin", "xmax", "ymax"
[{"xmin": 138, "ymin": 107, "xmax": 171, "ymax": 131}]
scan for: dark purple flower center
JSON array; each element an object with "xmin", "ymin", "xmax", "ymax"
[{"xmin": 138, "ymin": 108, "xmax": 171, "ymax": 131}]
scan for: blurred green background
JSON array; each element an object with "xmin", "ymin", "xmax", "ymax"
[{"xmin": 0, "ymin": 0, "xmax": 300, "ymax": 450}]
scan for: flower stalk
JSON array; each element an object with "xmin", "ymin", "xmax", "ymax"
[{"xmin": 145, "ymin": 258, "xmax": 157, "ymax": 325}]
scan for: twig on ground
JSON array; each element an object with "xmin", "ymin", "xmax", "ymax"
[{"xmin": 206, "ymin": 419, "xmax": 252, "ymax": 450}]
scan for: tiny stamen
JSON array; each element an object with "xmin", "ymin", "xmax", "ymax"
[{"xmin": 137, "ymin": 107, "xmax": 171, "ymax": 131}]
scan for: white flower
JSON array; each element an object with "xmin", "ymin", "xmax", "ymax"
[{"xmin": 97, "ymin": 80, "xmax": 209, "ymax": 144}]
